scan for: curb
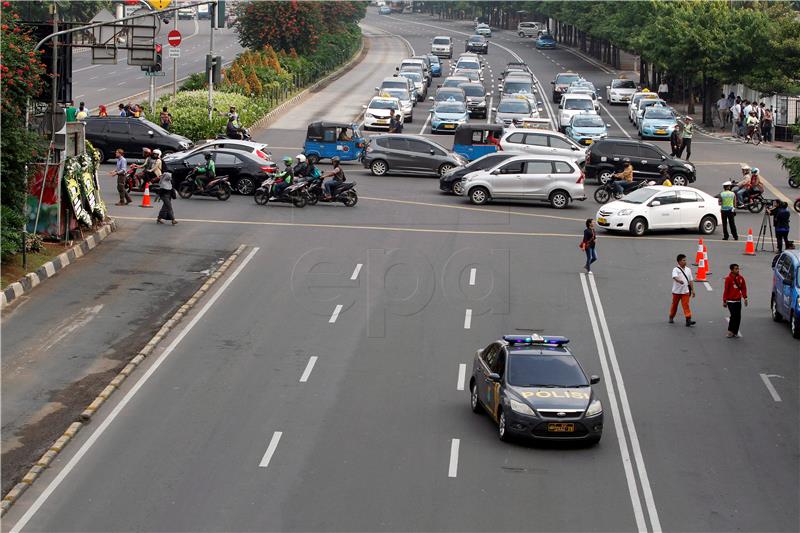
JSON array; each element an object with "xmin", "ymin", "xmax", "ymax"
[
  {"xmin": 0, "ymin": 244, "xmax": 249, "ymax": 517},
  {"xmin": 2, "ymin": 221, "xmax": 117, "ymax": 309},
  {"xmin": 250, "ymin": 36, "xmax": 368, "ymax": 132}
]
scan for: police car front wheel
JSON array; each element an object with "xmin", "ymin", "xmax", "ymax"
[
  {"xmin": 497, "ymin": 409, "xmax": 510, "ymax": 442},
  {"xmin": 470, "ymin": 382, "xmax": 481, "ymax": 413}
]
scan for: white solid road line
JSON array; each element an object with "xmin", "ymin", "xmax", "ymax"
[
  {"xmin": 448, "ymin": 438, "xmax": 460, "ymax": 478},
  {"xmin": 73, "ymin": 64, "xmax": 100, "ymax": 74},
  {"xmin": 469, "ymin": 267, "xmax": 477, "ymax": 286},
  {"xmin": 580, "ymin": 274, "xmax": 648, "ymax": 533},
  {"xmin": 329, "ymin": 304, "xmax": 343, "ymax": 324},
  {"xmin": 703, "ymin": 282, "xmax": 713, "ymax": 291},
  {"xmin": 600, "ymin": 102, "xmax": 632, "ymax": 139},
  {"xmin": 299, "ymin": 356, "xmax": 318, "ymax": 383},
  {"xmin": 463, "ymin": 308, "xmax": 472, "ymax": 329},
  {"xmin": 259, "ymin": 431, "xmax": 283, "ymax": 468},
  {"xmin": 418, "ymin": 112, "xmax": 431, "ymax": 135},
  {"xmin": 10, "ymin": 246, "xmax": 261, "ymax": 533},
  {"xmin": 759, "ymin": 373, "xmax": 783, "ymax": 402},
  {"xmin": 587, "ymin": 274, "xmax": 662, "ymax": 533},
  {"xmin": 457, "ymin": 363, "xmax": 467, "ymax": 391},
  {"xmin": 350, "ymin": 263, "xmax": 363, "ymax": 281}
]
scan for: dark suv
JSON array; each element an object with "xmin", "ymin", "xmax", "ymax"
[
  {"xmin": 465, "ymin": 35, "xmax": 489, "ymax": 54},
  {"xmin": 83, "ymin": 117, "xmax": 193, "ymax": 162},
  {"xmin": 584, "ymin": 139, "xmax": 696, "ymax": 186}
]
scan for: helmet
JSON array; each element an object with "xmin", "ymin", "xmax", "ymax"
[
  {"xmin": 282, "ymin": 156, "xmax": 293, "ymax": 165},
  {"xmin": 623, "ymin": 158, "xmax": 631, "ymax": 164},
  {"xmin": 142, "ymin": 148, "xmax": 152, "ymax": 155},
  {"xmin": 722, "ymin": 181, "xmax": 733, "ymax": 188},
  {"xmin": 740, "ymin": 163, "xmax": 750, "ymax": 170},
  {"xmin": 751, "ymin": 167, "xmax": 759, "ymax": 174},
  {"xmin": 204, "ymin": 152, "xmax": 212, "ymax": 160},
  {"xmin": 657, "ymin": 164, "xmax": 669, "ymax": 171},
  {"xmin": 152, "ymin": 149, "xmax": 161, "ymax": 157},
  {"xmin": 296, "ymin": 154, "xmax": 306, "ymax": 163},
  {"xmin": 331, "ymin": 156, "xmax": 341, "ymax": 164}
]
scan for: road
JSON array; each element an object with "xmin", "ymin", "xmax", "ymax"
[
  {"xmin": 3, "ymin": 10, "xmax": 798, "ymax": 533},
  {"xmin": 71, "ymin": 17, "xmax": 243, "ymax": 111}
]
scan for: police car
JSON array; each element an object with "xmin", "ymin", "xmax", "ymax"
[{"xmin": 469, "ymin": 334, "xmax": 603, "ymax": 444}]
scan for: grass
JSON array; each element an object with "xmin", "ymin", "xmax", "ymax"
[{"xmin": 1, "ymin": 242, "xmax": 68, "ymax": 289}]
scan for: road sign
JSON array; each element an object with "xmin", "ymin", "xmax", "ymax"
[
  {"xmin": 147, "ymin": 0, "xmax": 173, "ymax": 9},
  {"xmin": 169, "ymin": 47, "xmax": 180, "ymax": 59},
  {"xmin": 145, "ymin": 71, "xmax": 166, "ymax": 77},
  {"xmin": 167, "ymin": 29, "xmax": 182, "ymax": 47}
]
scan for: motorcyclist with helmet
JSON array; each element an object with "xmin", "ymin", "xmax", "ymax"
[
  {"xmin": 217, "ymin": 106, "xmax": 245, "ymax": 139},
  {"xmin": 611, "ymin": 158, "xmax": 634, "ymax": 196},
  {"xmin": 130, "ymin": 148, "xmax": 152, "ymax": 183},
  {"xmin": 736, "ymin": 167, "xmax": 764, "ymax": 207},
  {"xmin": 658, "ymin": 164, "xmax": 672, "ymax": 186},
  {"xmin": 194, "ymin": 152, "xmax": 216, "ymax": 192},
  {"xmin": 145, "ymin": 148, "xmax": 163, "ymax": 184},
  {"xmin": 272, "ymin": 156, "xmax": 294, "ymax": 199},
  {"xmin": 321, "ymin": 156, "xmax": 346, "ymax": 200},
  {"xmin": 293, "ymin": 154, "xmax": 309, "ymax": 179}
]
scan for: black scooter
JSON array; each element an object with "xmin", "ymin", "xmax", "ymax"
[
  {"xmin": 305, "ymin": 179, "xmax": 358, "ymax": 207},
  {"xmin": 178, "ymin": 170, "xmax": 232, "ymax": 201},
  {"xmin": 254, "ymin": 174, "xmax": 308, "ymax": 207}
]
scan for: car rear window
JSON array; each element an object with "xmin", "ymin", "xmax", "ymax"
[{"xmin": 553, "ymin": 161, "xmax": 574, "ymax": 173}]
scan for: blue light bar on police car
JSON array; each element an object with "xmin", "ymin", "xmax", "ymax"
[{"xmin": 503, "ymin": 334, "xmax": 569, "ymax": 346}]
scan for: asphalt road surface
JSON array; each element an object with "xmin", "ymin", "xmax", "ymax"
[{"xmin": 4, "ymin": 11, "xmax": 798, "ymax": 533}]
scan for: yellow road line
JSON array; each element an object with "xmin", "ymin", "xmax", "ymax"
[{"xmin": 113, "ymin": 215, "xmax": 743, "ymax": 244}]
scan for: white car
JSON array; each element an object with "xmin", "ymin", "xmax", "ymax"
[
  {"xmin": 566, "ymin": 86, "xmax": 601, "ymax": 112},
  {"xmin": 173, "ymin": 139, "xmax": 271, "ymax": 161},
  {"xmin": 628, "ymin": 91, "xmax": 659, "ymax": 122},
  {"xmin": 451, "ymin": 55, "xmax": 483, "ymax": 80},
  {"xmin": 499, "ymin": 128, "xmax": 585, "ymax": 166},
  {"xmin": 596, "ymin": 186, "xmax": 721, "ymax": 237},
  {"xmin": 431, "ymin": 36, "xmax": 453, "ymax": 58},
  {"xmin": 606, "ymin": 78, "xmax": 638, "ymax": 104},
  {"xmin": 461, "ymin": 154, "xmax": 585, "ymax": 209},
  {"xmin": 362, "ymin": 96, "xmax": 404, "ymax": 130},
  {"xmin": 379, "ymin": 88, "xmax": 414, "ymax": 122},
  {"xmin": 558, "ymin": 93, "xmax": 597, "ymax": 131},
  {"xmin": 376, "ymin": 76, "xmax": 416, "ymax": 104}
]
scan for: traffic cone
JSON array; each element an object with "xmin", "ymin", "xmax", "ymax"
[
  {"xmin": 693, "ymin": 238, "xmax": 704, "ymax": 265},
  {"xmin": 744, "ymin": 228, "xmax": 755, "ymax": 255},
  {"xmin": 695, "ymin": 257, "xmax": 708, "ymax": 282},
  {"xmin": 140, "ymin": 183, "xmax": 152, "ymax": 208},
  {"xmin": 703, "ymin": 243, "xmax": 712, "ymax": 276}
]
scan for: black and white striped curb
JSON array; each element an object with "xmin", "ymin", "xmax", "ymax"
[{"xmin": 1, "ymin": 221, "xmax": 117, "ymax": 309}]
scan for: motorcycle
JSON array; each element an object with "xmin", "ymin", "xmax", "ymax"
[
  {"xmin": 254, "ymin": 175, "xmax": 308, "ymax": 207},
  {"xmin": 789, "ymin": 174, "xmax": 799, "ymax": 189},
  {"xmin": 794, "ymin": 197, "xmax": 800, "ymax": 214},
  {"xmin": 216, "ymin": 127, "xmax": 252, "ymax": 141},
  {"xmin": 124, "ymin": 166, "xmax": 160, "ymax": 194},
  {"xmin": 177, "ymin": 170, "xmax": 232, "ymax": 201},
  {"xmin": 305, "ymin": 179, "xmax": 358, "ymax": 207},
  {"xmin": 594, "ymin": 179, "xmax": 653, "ymax": 204},
  {"xmin": 736, "ymin": 189, "xmax": 768, "ymax": 213}
]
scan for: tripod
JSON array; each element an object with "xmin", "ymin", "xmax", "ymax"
[{"xmin": 755, "ymin": 206, "xmax": 775, "ymax": 253}]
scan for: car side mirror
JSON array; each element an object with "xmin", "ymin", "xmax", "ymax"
[
  {"xmin": 590, "ymin": 375, "xmax": 600, "ymax": 385},
  {"xmin": 487, "ymin": 372, "xmax": 501, "ymax": 382},
  {"xmin": 428, "ymin": 96, "xmax": 434, "ymax": 101},
  {"xmin": 558, "ymin": 104, "xmax": 563, "ymax": 109},
  {"xmin": 598, "ymin": 96, "xmax": 603, "ymax": 100},
  {"xmin": 606, "ymin": 123, "xmax": 612, "ymax": 127},
  {"xmin": 430, "ymin": 149, "xmax": 435, "ymax": 155},
  {"xmin": 551, "ymin": 81, "xmax": 555, "ymax": 85},
  {"xmin": 650, "ymin": 200, "xmax": 661, "ymax": 206},
  {"xmin": 491, "ymin": 169, "xmax": 500, "ymax": 175},
  {"xmin": 571, "ymin": 145, "xmax": 580, "ymax": 151},
  {"xmin": 661, "ymin": 155, "xmax": 666, "ymax": 160},
  {"xmin": 362, "ymin": 105, "xmax": 367, "ymax": 109},
  {"xmin": 374, "ymin": 87, "xmax": 379, "ymax": 91},
  {"xmin": 148, "ymin": 130, "xmax": 154, "ymax": 136},
  {"xmin": 606, "ymin": 86, "xmax": 611, "ymax": 90},
  {"xmin": 491, "ymin": 107, "xmax": 497, "ymax": 112}
]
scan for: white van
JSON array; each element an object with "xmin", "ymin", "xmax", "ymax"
[{"xmin": 517, "ymin": 22, "xmax": 543, "ymax": 38}]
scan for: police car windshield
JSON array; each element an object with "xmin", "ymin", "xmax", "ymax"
[
  {"xmin": 612, "ymin": 79, "xmax": 636, "ymax": 89},
  {"xmin": 498, "ymin": 100, "xmax": 530, "ymax": 113},
  {"xmin": 507, "ymin": 354, "xmax": 589, "ymax": 387},
  {"xmin": 573, "ymin": 115, "xmax": 604, "ymax": 127},
  {"xmin": 370, "ymin": 99, "xmax": 398, "ymax": 110},
  {"xmin": 505, "ymin": 81, "xmax": 533, "ymax": 94},
  {"xmin": 621, "ymin": 187, "xmax": 659, "ymax": 204},
  {"xmin": 565, "ymin": 99, "xmax": 594, "ymax": 110}
]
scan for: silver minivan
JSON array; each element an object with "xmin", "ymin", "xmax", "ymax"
[
  {"xmin": 461, "ymin": 154, "xmax": 585, "ymax": 209},
  {"xmin": 499, "ymin": 128, "xmax": 586, "ymax": 166},
  {"xmin": 517, "ymin": 21, "xmax": 544, "ymax": 38}
]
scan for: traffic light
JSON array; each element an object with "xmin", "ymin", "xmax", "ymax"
[
  {"xmin": 205, "ymin": 54, "xmax": 223, "ymax": 85},
  {"xmin": 153, "ymin": 43, "xmax": 163, "ymax": 72}
]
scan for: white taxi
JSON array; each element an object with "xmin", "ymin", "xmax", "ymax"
[
  {"xmin": 606, "ymin": 78, "xmax": 638, "ymax": 104},
  {"xmin": 362, "ymin": 96, "xmax": 404, "ymax": 130},
  {"xmin": 595, "ymin": 186, "xmax": 721, "ymax": 237}
]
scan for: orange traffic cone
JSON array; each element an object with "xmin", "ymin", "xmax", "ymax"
[
  {"xmin": 744, "ymin": 228, "xmax": 755, "ymax": 255},
  {"xmin": 140, "ymin": 183, "xmax": 153, "ymax": 208},
  {"xmin": 693, "ymin": 238, "xmax": 704, "ymax": 265},
  {"xmin": 703, "ymin": 243, "xmax": 712, "ymax": 276},
  {"xmin": 695, "ymin": 257, "xmax": 708, "ymax": 282}
]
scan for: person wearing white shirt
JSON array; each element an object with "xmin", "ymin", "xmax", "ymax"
[
  {"xmin": 669, "ymin": 253, "xmax": 696, "ymax": 326},
  {"xmin": 730, "ymin": 101, "xmax": 742, "ymax": 137},
  {"xmin": 716, "ymin": 93, "xmax": 729, "ymax": 127},
  {"xmin": 657, "ymin": 80, "xmax": 669, "ymax": 101}
]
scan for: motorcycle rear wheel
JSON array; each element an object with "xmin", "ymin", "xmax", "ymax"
[
  {"xmin": 178, "ymin": 183, "xmax": 193, "ymax": 199},
  {"xmin": 306, "ymin": 193, "xmax": 319, "ymax": 206},
  {"xmin": 747, "ymin": 198, "xmax": 764, "ymax": 213},
  {"xmin": 594, "ymin": 187, "xmax": 611, "ymax": 204},
  {"xmin": 292, "ymin": 196, "xmax": 307, "ymax": 208},
  {"xmin": 217, "ymin": 187, "xmax": 231, "ymax": 201},
  {"xmin": 254, "ymin": 190, "xmax": 268, "ymax": 205},
  {"xmin": 343, "ymin": 191, "xmax": 358, "ymax": 207}
]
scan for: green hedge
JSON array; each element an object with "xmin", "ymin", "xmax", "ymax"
[{"xmin": 149, "ymin": 24, "xmax": 362, "ymax": 142}]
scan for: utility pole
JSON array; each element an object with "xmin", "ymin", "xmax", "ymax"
[
  {"xmin": 207, "ymin": 1, "xmax": 216, "ymax": 121},
  {"xmin": 172, "ymin": 12, "xmax": 178, "ymax": 101}
]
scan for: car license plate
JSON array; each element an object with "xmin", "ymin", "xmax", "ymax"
[
  {"xmin": 444, "ymin": 124, "xmax": 455, "ymax": 129},
  {"xmin": 597, "ymin": 217, "xmax": 607, "ymax": 225},
  {"xmin": 548, "ymin": 423, "xmax": 575, "ymax": 433},
  {"xmin": 377, "ymin": 119, "xmax": 388, "ymax": 124},
  {"xmin": 584, "ymin": 139, "xmax": 593, "ymax": 145},
  {"xmin": 656, "ymin": 129, "xmax": 666, "ymax": 134},
  {"xmin": 622, "ymin": 97, "xmax": 629, "ymax": 101}
]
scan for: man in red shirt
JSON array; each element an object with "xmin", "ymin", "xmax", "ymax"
[{"xmin": 723, "ymin": 263, "xmax": 748, "ymax": 338}]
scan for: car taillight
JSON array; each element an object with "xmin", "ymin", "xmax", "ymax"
[
  {"xmin": 256, "ymin": 149, "xmax": 270, "ymax": 160},
  {"xmin": 577, "ymin": 170, "xmax": 585, "ymax": 184},
  {"xmin": 261, "ymin": 165, "xmax": 276, "ymax": 174}
]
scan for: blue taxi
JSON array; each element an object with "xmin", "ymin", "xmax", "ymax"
[
  {"xmin": 565, "ymin": 114, "xmax": 608, "ymax": 146},
  {"xmin": 427, "ymin": 54, "xmax": 442, "ymax": 77},
  {"xmin": 470, "ymin": 334, "xmax": 603, "ymax": 444},
  {"xmin": 638, "ymin": 106, "xmax": 678, "ymax": 140},
  {"xmin": 536, "ymin": 34, "xmax": 557, "ymax": 49},
  {"xmin": 771, "ymin": 249, "xmax": 800, "ymax": 338},
  {"xmin": 430, "ymin": 100, "xmax": 469, "ymax": 133}
]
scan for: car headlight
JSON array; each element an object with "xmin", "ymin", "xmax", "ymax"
[
  {"xmin": 476, "ymin": 101, "xmax": 486, "ymax": 107},
  {"xmin": 509, "ymin": 398, "xmax": 536, "ymax": 416},
  {"xmin": 179, "ymin": 141, "xmax": 190, "ymax": 148},
  {"xmin": 617, "ymin": 208, "xmax": 633, "ymax": 216},
  {"xmin": 600, "ymin": 133, "xmax": 608, "ymax": 138},
  {"xmin": 585, "ymin": 399, "xmax": 603, "ymax": 417},
  {"xmin": 684, "ymin": 163, "xmax": 693, "ymax": 170}
]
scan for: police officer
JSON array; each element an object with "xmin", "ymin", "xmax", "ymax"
[{"xmin": 719, "ymin": 181, "xmax": 738, "ymax": 240}]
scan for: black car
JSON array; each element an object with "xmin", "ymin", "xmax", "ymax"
[
  {"xmin": 439, "ymin": 152, "xmax": 516, "ymax": 194},
  {"xmin": 470, "ymin": 334, "xmax": 603, "ymax": 444},
  {"xmin": 362, "ymin": 134, "xmax": 468, "ymax": 177},
  {"xmin": 584, "ymin": 139, "xmax": 696, "ymax": 186},
  {"xmin": 459, "ymin": 82, "xmax": 488, "ymax": 118},
  {"xmin": 163, "ymin": 148, "xmax": 277, "ymax": 195},
  {"xmin": 465, "ymin": 35, "xmax": 489, "ymax": 54},
  {"xmin": 83, "ymin": 117, "xmax": 193, "ymax": 163}
]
